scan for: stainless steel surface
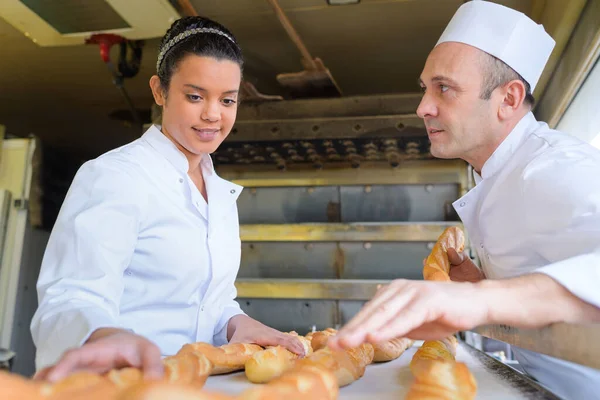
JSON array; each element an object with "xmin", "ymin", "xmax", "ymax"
[
  {"xmin": 473, "ymin": 323, "xmax": 600, "ymax": 371},
  {"xmin": 218, "ymin": 159, "xmax": 469, "ymax": 188},
  {"xmin": 239, "ymin": 223, "xmax": 461, "ymax": 242},
  {"xmin": 235, "ymin": 278, "xmax": 386, "ymax": 300},
  {"xmin": 239, "ymin": 242, "xmax": 430, "ymax": 280},
  {"xmin": 238, "ymin": 298, "xmax": 338, "ymax": 334},
  {"xmin": 237, "ymin": 186, "xmax": 339, "ymax": 224},
  {"xmin": 340, "ymin": 184, "xmax": 458, "ymax": 222}
]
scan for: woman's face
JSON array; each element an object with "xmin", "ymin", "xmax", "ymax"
[{"xmin": 150, "ymin": 55, "xmax": 241, "ymax": 163}]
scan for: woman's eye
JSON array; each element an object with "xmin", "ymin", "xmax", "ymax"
[
  {"xmin": 419, "ymin": 86, "xmax": 426, "ymax": 94},
  {"xmin": 440, "ymin": 85, "xmax": 449, "ymax": 93},
  {"xmin": 222, "ymin": 98, "xmax": 237, "ymax": 106},
  {"xmin": 187, "ymin": 94, "xmax": 202, "ymax": 101}
]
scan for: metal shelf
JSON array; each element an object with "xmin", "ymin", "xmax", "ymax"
[
  {"xmin": 235, "ymin": 278, "xmax": 386, "ymax": 300},
  {"xmin": 240, "ymin": 222, "xmax": 462, "ymax": 242}
]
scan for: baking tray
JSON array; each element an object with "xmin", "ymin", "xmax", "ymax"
[{"xmin": 202, "ymin": 341, "xmax": 561, "ymax": 399}]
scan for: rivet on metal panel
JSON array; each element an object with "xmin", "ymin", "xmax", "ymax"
[
  {"xmin": 307, "ymin": 187, "xmax": 315, "ymax": 194},
  {"xmin": 363, "ymin": 242, "xmax": 372, "ymax": 250},
  {"xmin": 364, "ymin": 185, "xmax": 372, "ymax": 193},
  {"xmin": 353, "ymin": 124, "xmax": 362, "ymax": 132},
  {"xmin": 305, "ymin": 243, "xmax": 314, "ymax": 250},
  {"xmin": 271, "ymin": 126, "xmax": 280, "ymax": 134},
  {"xmin": 425, "ymin": 184, "xmax": 434, "ymax": 192},
  {"xmin": 250, "ymin": 188, "xmax": 257, "ymax": 195}
]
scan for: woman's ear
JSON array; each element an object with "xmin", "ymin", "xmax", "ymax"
[
  {"xmin": 498, "ymin": 79, "xmax": 526, "ymax": 120},
  {"xmin": 149, "ymin": 75, "xmax": 166, "ymax": 106}
]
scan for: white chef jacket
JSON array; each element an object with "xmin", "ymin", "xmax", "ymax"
[
  {"xmin": 453, "ymin": 112, "xmax": 600, "ymax": 399},
  {"xmin": 30, "ymin": 125, "xmax": 245, "ymax": 371}
]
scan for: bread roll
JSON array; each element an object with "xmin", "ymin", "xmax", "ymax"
[{"xmin": 177, "ymin": 342, "xmax": 263, "ymax": 375}]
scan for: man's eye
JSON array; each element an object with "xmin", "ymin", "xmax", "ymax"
[
  {"xmin": 420, "ymin": 86, "xmax": 427, "ymax": 94},
  {"xmin": 440, "ymin": 85, "xmax": 449, "ymax": 93}
]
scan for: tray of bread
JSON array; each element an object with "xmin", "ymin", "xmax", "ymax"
[{"xmin": 1, "ymin": 328, "xmax": 560, "ymax": 400}]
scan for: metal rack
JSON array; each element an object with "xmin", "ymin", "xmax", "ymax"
[{"xmin": 215, "ymin": 93, "xmax": 470, "ymax": 333}]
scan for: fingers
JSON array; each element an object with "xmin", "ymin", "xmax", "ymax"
[
  {"xmin": 366, "ymin": 301, "xmax": 429, "ymax": 343},
  {"xmin": 330, "ymin": 282, "xmax": 415, "ymax": 349},
  {"xmin": 33, "ymin": 366, "xmax": 52, "ymax": 381},
  {"xmin": 334, "ymin": 281, "xmax": 399, "ymax": 335},
  {"xmin": 259, "ymin": 333, "xmax": 305, "ymax": 356},
  {"xmin": 45, "ymin": 348, "xmax": 92, "ymax": 382},
  {"xmin": 139, "ymin": 341, "xmax": 164, "ymax": 379},
  {"xmin": 447, "ymin": 248, "xmax": 466, "ymax": 266}
]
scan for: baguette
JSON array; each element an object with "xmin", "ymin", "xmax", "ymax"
[
  {"xmin": 372, "ymin": 337, "xmax": 413, "ymax": 362},
  {"xmin": 405, "ymin": 359, "xmax": 477, "ymax": 400},
  {"xmin": 422, "ymin": 227, "xmax": 465, "ymax": 281},
  {"xmin": 240, "ymin": 363, "xmax": 338, "ymax": 400},
  {"xmin": 306, "ymin": 328, "xmax": 337, "ymax": 351},
  {"xmin": 0, "ymin": 370, "xmax": 44, "ymax": 400},
  {"xmin": 244, "ymin": 333, "xmax": 312, "ymax": 383},
  {"xmin": 177, "ymin": 342, "xmax": 263, "ymax": 375},
  {"xmin": 295, "ymin": 343, "xmax": 374, "ymax": 387},
  {"xmin": 405, "ymin": 225, "xmax": 476, "ymax": 399},
  {"xmin": 41, "ymin": 372, "xmax": 119, "ymax": 400},
  {"xmin": 116, "ymin": 382, "xmax": 235, "ymax": 400}
]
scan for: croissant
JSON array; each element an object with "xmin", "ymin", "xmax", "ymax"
[
  {"xmin": 422, "ymin": 226, "xmax": 465, "ymax": 281},
  {"xmin": 244, "ymin": 333, "xmax": 312, "ymax": 383},
  {"xmin": 177, "ymin": 342, "xmax": 263, "ymax": 375}
]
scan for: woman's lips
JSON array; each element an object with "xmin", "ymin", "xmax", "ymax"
[{"xmin": 193, "ymin": 127, "xmax": 219, "ymax": 142}]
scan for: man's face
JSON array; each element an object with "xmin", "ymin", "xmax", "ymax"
[{"xmin": 417, "ymin": 42, "xmax": 497, "ymax": 162}]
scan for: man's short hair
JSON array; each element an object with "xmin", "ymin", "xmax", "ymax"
[{"xmin": 479, "ymin": 52, "xmax": 535, "ymax": 107}]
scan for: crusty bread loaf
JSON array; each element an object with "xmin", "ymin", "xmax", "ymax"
[
  {"xmin": 177, "ymin": 342, "xmax": 263, "ymax": 375},
  {"xmin": 423, "ymin": 227, "xmax": 465, "ymax": 281},
  {"xmin": 372, "ymin": 337, "xmax": 413, "ymax": 362},
  {"xmin": 244, "ymin": 333, "xmax": 312, "ymax": 383}
]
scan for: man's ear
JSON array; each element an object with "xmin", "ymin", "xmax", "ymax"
[
  {"xmin": 498, "ymin": 79, "xmax": 526, "ymax": 120},
  {"xmin": 149, "ymin": 75, "xmax": 166, "ymax": 106}
]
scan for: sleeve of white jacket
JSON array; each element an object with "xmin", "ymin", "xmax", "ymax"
[
  {"xmin": 30, "ymin": 157, "xmax": 146, "ymax": 370},
  {"xmin": 523, "ymin": 147, "xmax": 600, "ymax": 309}
]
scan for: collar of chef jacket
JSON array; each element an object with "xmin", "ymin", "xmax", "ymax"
[
  {"xmin": 473, "ymin": 111, "xmax": 539, "ymax": 185},
  {"xmin": 143, "ymin": 124, "xmax": 243, "ymax": 223}
]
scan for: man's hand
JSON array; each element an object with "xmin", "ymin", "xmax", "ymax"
[
  {"xmin": 447, "ymin": 248, "xmax": 485, "ymax": 283},
  {"xmin": 33, "ymin": 328, "xmax": 163, "ymax": 382},
  {"xmin": 327, "ymin": 279, "xmax": 489, "ymax": 350},
  {"xmin": 227, "ymin": 315, "xmax": 305, "ymax": 356}
]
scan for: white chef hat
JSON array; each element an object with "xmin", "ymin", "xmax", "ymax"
[{"xmin": 436, "ymin": 0, "xmax": 555, "ymax": 91}]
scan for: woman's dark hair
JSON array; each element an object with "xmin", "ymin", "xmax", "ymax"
[{"xmin": 156, "ymin": 16, "xmax": 243, "ymax": 91}]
